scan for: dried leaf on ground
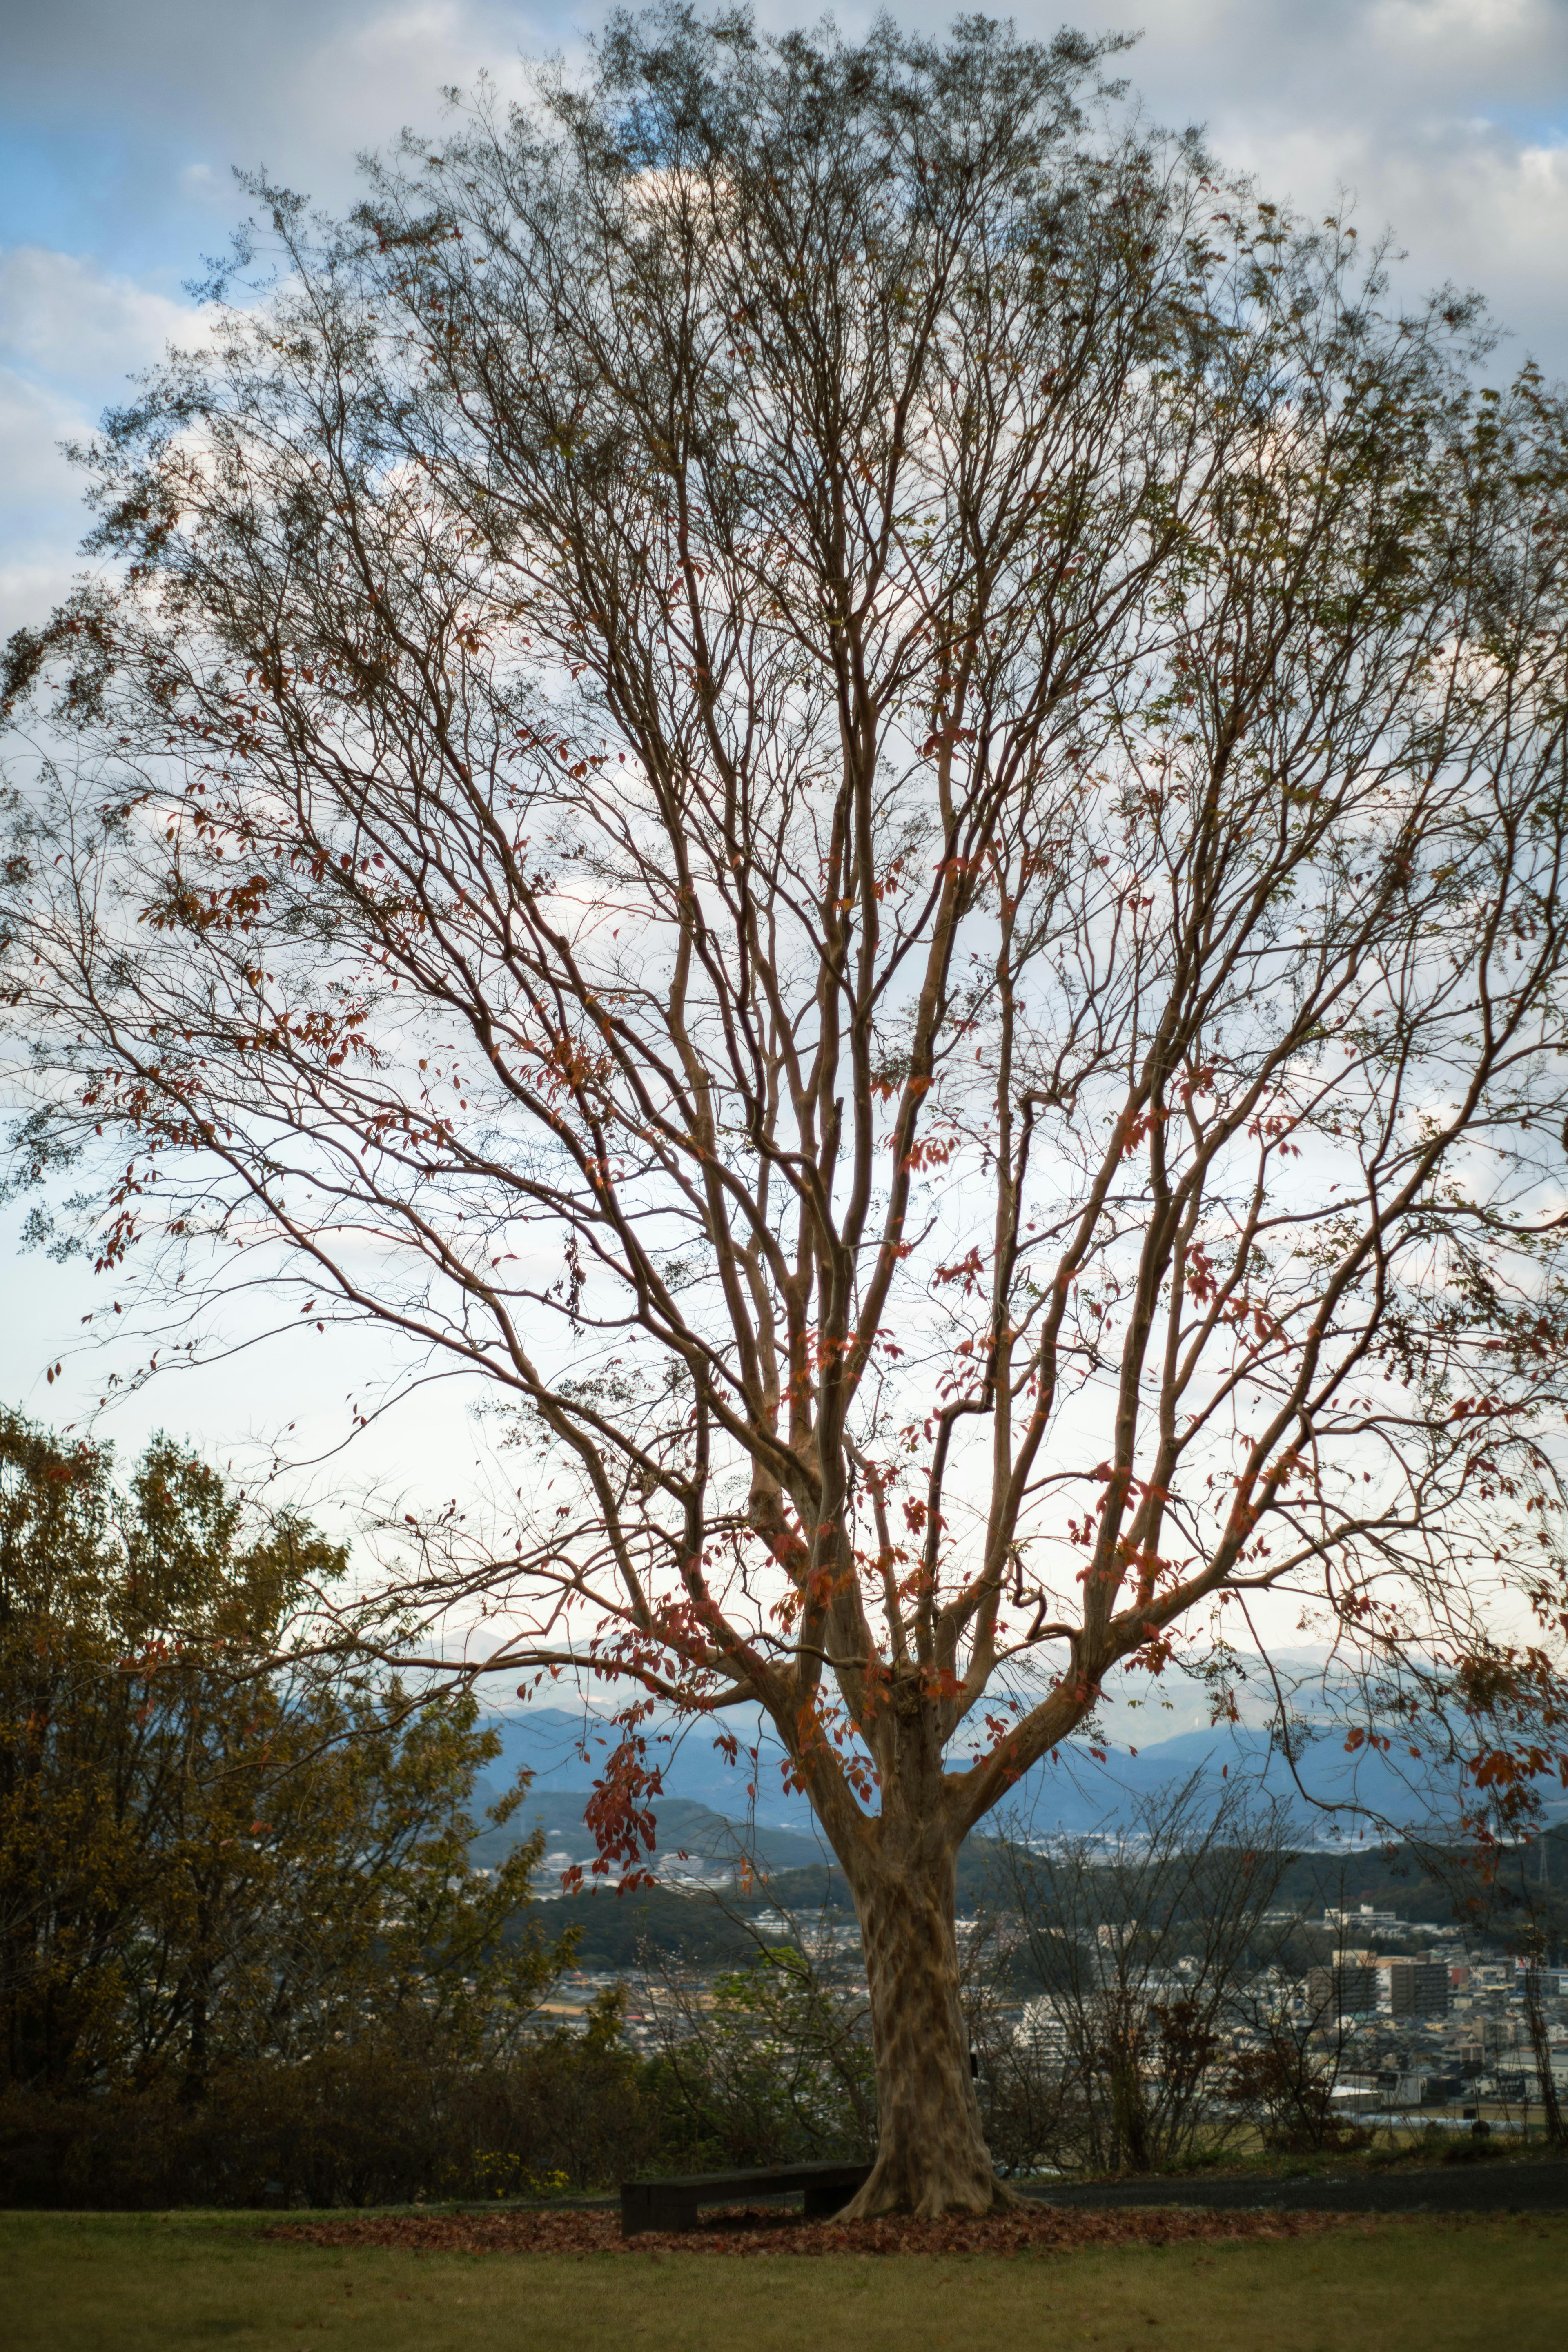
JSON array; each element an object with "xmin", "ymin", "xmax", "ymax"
[{"xmin": 268, "ymin": 2204, "xmax": 1392, "ymax": 2259}]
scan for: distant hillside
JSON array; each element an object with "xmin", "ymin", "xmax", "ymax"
[
  {"xmin": 471, "ymin": 1787, "xmax": 830, "ymax": 1881},
  {"xmin": 501, "ymin": 1806, "xmax": 1568, "ymax": 1976},
  {"xmin": 503, "ymin": 1830, "xmax": 1567, "ymax": 1973},
  {"xmin": 472, "ymin": 1701, "xmax": 1564, "ymax": 1884},
  {"xmin": 505, "ymin": 1883, "xmax": 768, "ymax": 1973},
  {"xmin": 473, "ymin": 1706, "xmax": 813, "ymax": 1826}
]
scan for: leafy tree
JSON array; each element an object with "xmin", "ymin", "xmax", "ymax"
[
  {"xmin": 646, "ymin": 1927, "xmax": 876, "ymax": 2167},
  {"xmin": 1430, "ymin": 1824, "xmax": 1568, "ymax": 2148},
  {"xmin": 986, "ymin": 1776, "xmax": 1292, "ymax": 2172},
  {"xmin": 1218, "ymin": 1909, "xmax": 1379, "ymax": 2156},
  {"xmin": 0, "ymin": 1410, "xmax": 566, "ymax": 2097},
  {"xmin": 5, "ymin": 8, "xmax": 1568, "ymax": 2211}
]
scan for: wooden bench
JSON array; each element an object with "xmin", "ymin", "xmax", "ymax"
[{"xmin": 620, "ymin": 2159, "xmax": 873, "ymax": 2236}]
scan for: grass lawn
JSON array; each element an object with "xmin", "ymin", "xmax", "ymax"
[{"xmin": 4, "ymin": 2210, "xmax": 1566, "ymax": 2352}]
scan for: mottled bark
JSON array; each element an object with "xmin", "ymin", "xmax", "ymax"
[{"xmin": 839, "ymin": 1841, "xmax": 1012, "ymax": 2218}]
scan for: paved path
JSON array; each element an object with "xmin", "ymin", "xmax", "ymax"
[
  {"xmin": 1021, "ymin": 2159, "xmax": 1568, "ymax": 2216},
  {"xmin": 563, "ymin": 2160, "xmax": 1568, "ymax": 2225}
]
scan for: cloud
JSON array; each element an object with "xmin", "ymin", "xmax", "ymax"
[
  {"xmin": 0, "ymin": 247, "xmax": 206, "ymax": 388},
  {"xmin": 0, "ymin": 553, "xmax": 82, "ymax": 645},
  {"xmin": 1051, "ymin": 0, "xmax": 1568, "ymax": 363},
  {"xmin": 0, "ymin": 0, "xmax": 1563, "ymax": 1526},
  {"xmin": 1368, "ymin": 0, "xmax": 1556, "ymax": 73},
  {"xmin": 0, "ymin": 2, "xmax": 565, "ymax": 250},
  {"xmin": 178, "ymin": 163, "xmax": 226, "ymax": 206},
  {"xmin": 2, "ymin": 3, "xmax": 1563, "ymax": 367},
  {"xmin": 0, "ymin": 362, "xmax": 96, "ymax": 582},
  {"xmin": 0, "ymin": 365, "xmax": 82, "ymax": 489},
  {"xmin": 0, "ymin": 247, "xmax": 223, "ymax": 645},
  {"xmin": 0, "ymin": 0, "xmax": 1561, "ymax": 659},
  {"xmin": 0, "ymin": 241, "xmax": 220, "ymax": 546}
]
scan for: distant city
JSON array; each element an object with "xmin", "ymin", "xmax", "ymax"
[{"xmin": 482, "ymin": 1744, "xmax": 1568, "ymax": 2142}]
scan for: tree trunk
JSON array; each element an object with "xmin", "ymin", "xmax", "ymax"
[
  {"xmin": 1522, "ymin": 1968, "xmax": 1566, "ymax": 2149},
  {"xmin": 181, "ymin": 1983, "xmax": 209, "ymax": 2107},
  {"xmin": 838, "ymin": 1840, "xmax": 1011, "ymax": 2218}
]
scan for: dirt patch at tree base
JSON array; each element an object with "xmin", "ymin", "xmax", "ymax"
[{"xmin": 267, "ymin": 2204, "xmax": 1394, "ymax": 2258}]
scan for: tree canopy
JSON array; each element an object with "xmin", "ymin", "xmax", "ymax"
[
  {"xmin": 4, "ymin": 6, "xmax": 1568, "ymax": 2211},
  {"xmin": 0, "ymin": 1411, "xmax": 564, "ymax": 2100}
]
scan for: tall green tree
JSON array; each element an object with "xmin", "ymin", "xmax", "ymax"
[
  {"xmin": 5, "ymin": 8, "xmax": 1568, "ymax": 2210},
  {"xmin": 0, "ymin": 1411, "xmax": 565, "ymax": 2096}
]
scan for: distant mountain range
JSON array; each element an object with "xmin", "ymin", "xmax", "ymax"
[
  {"xmin": 470, "ymin": 1784, "xmax": 831, "ymax": 1880},
  {"xmin": 471, "ymin": 1699, "xmax": 1566, "ymax": 1880}
]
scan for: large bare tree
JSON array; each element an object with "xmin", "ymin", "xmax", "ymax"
[{"xmin": 5, "ymin": 8, "xmax": 1568, "ymax": 2215}]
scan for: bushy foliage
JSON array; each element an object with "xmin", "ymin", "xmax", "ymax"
[
  {"xmin": 983, "ymin": 1779, "xmax": 1295, "ymax": 2174},
  {"xmin": 0, "ymin": 1410, "xmax": 569, "ymax": 2105},
  {"xmin": 0, "ymin": 2010, "xmax": 664, "ymax": 2207},
  {"xmin": 642, "ymin": 1939, "xmax": 877, "ymax": 2170},
  {"xmin": 1218, "ymin": 2036, "xmax": 1369, "ymax": 2156}
]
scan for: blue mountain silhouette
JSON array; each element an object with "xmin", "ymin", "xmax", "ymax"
[{"xmin": 472, "ymin": 1702, "xmax": 1551, "ymax": 1854}]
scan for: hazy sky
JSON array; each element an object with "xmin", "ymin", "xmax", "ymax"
[
  {"xmin": 4, "ymin": 0, "xmax": 1567, "ymax": 644},
  {"xmin": 2, "ymin": 0, "xmax": 1566, "ymax": 1496}
]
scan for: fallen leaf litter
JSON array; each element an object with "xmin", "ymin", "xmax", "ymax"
[{"xmin": 269, "ymin": 2204, "xmax": 1393, "ymax": 2259}]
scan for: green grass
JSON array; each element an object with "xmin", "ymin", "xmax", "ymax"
[{"xmin": 4, "ymin": 2210, "xmax": 1566, "ymax": 2352}]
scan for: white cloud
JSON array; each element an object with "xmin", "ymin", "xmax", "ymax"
[
  {"xmin": 0, "ymin": 555, "xmax": 81, "ymax": 644},
  {"xmin": 1368, "ymin": 0, "xmax": 1552, "ymax": 68},
  {"xmin": 0, "ymin": 246, "xmax": 205, "ymax": 389},
  {"xmin": 1022, "ymin": 0, "xmax": 1568, "ymax": 367},
  {"xmin": 0, "ymin": 365, "xmax": 85, "ymax": 491},
  {"xmin": 0, "ymin": 366, "xmax": 97, "ymax": 620},
  {"xmin": 0, "ymin": 249, "xmax": 218, "ymax": 634},
  {"xmin": 178, "ymin": 162, "xmax": 225, "ymax": 204}
]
